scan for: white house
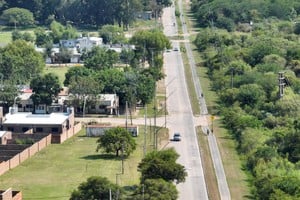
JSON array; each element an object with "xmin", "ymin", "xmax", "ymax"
[{"xmin": 76, "ymin": 37, "xmax": 103, "ymax": 51}]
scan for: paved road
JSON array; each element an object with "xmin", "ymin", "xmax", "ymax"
[
  {"xmin": 177, "ymin": 0, "xmax": 231, "ymax": 199},
  {"xmin": 162, "ymin": 3, "xmax": 209, "ymax": 200}
]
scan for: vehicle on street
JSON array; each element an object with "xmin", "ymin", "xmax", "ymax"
[{"xmin": 173, "ymin": 132, "xmax": 181, "ymax": 141}]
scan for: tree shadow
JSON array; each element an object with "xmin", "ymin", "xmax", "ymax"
[{"xmin": 81, "ymin": 154, "xmax": 121, "ymax": 161}]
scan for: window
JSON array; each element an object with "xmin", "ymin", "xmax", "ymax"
[
  {"xmin": 99, "ymin": 105, "xmax": 106, "ymax": 109},
  {"xmin": 36, "ymin": 127, "xmax": 43, "ymax": 132},
  {"xmin": 22, "ymin": 127, "xmax": 29, "ymax": 132},
  {"xmin": 7, "ymin": 127, "xmax": 14, "ymax": 132},
  {"xmin": 51, "ymin": 128, "xmax": 59, "ymax": 133},
  {"xmin": 37, "ymin": 105, "xmax": 45, "ymax": 110}
]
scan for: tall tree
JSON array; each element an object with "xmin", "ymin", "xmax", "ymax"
[
  {"xmin": 96, "ymin": 127, "xmax": 136, "ymax": 157},
  {"xmin": 0, "ymin": 7, "xmax": 34, "ymax": 27},
  {"xmin": 30, "ymin": 73, "xmax": 61, "ymax": 111},
  {"xmin": 138, "ymin": 148, "xmax": 187, "ymax": 183},
  {"xmin": 84, "ymin": 47, "xmax": 119, "ymax": 71},
  {"xmin": 70, "ymin": 176, "xmax": 121, "ymax": 200},
  {"xmin": 0, "ymin": 40, "xmax": 44, "ymax": 84},
  {"xmin": 130, "ymin": 178, "xmax": 178, "ymax": 200}
]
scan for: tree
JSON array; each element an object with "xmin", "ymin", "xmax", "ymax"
[
  {"xmin": 0, "ymin": 7, "xmax": 34, "ymax": 27},
  {"xmin": 130, "ymin": 29, "xmax": 171, "ymax": 64},
  {"xmin": 236, "ymin": 84, "xmax": 265, "ymax": 108},
  {"xmin": 64, "ymin": 67, "xmax": 94, "ymax": 86},
  {"xmin": 96, "ymin": 68, "xmax": 126, "ymax": 94},
  {"xmin": 136, "ymin": 73, "xmax": 155, "ymax": 104},
  {"xmin": 138, "ymin": 148, "xmax": 187, "ymax": 183},
  {"xmin": 130, "ymin": 178, "xmax": 178, "ymax": 200},
  {"xmin": 0, "ymin": 40, "xmax": 44, "ymax": 84},
  {"xmin": 0, "ymin": 79, "xmax": 19, "ymax": 113},
  {"xmin": 98, "ymin": 25, "xmax": 126, "ymax": 44},
  {"xmin": 84, "ymin": 47, "xmax": 119, "ymax": 71},
  {"xmin": 96, "ymin": 127, "xmax": 136, "ymax": 157},
  {"xmin": 67, "ymin": 75, "xmax": 103, "ymax": 114},
  {"xmin": 30, "ymin": 73, "xmax": 61, "ymax": 111},
  {"xmin": 70, "ymin": 176, "xmax": 121, "ymax": 200},
  {"xmin": 50, "ymin": 20, "xmax": 78, "ymax": 43},
  {"xmin": 34, "ymin": 28, "xmax": 53, "ymax": 47},
  {"xmin": 12, "ymin": 30, "xmax": 34, "ymax": 42}
]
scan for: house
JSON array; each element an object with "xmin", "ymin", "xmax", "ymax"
[
  {"xmin": 1, "ymin": 107, "xmax": 74, "ymax": 136},
  {"xmin": 104, "ymin": 44, "xmax": 136, "ymax": 53},
  {"xmin": 76, "ymin": 37, "xmax": 103, "ymax": 51},
  {"xmin": 82, "ymin": 94, "xmax": 119, "ymax": 115},
  {"xmin": 17, "ymin": 90, "xmax": 33, "ymax": 112}
]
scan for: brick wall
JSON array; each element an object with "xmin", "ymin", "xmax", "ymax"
[
  {"xmin": 12, "ymin": 191, "xmax": 22, "ymax": 200},
  {"xmin": 0, "ymin": 188, "xmax": 12, "ymax": 200},
  {"xmin": 0, "ymin": 162, "xmax": 9, "ymax": 176},
  {"xmin": 53, "ymin": 122, "xmax": 82, "ymax": 143},
  {"xmin": 18, "ymin": 150, "xmax": 29, "ymax": 164},
  {"xmin": 0, "ymin": 135, "xmax": 51, "ymax": 176}
]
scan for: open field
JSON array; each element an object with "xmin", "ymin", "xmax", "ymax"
[
  {"xmin": 0, "ymin": 127, "xmax": 169, "ymax": 200},
  {"xmin": 44, "ymin": 65, "xmax": 73, "ymax": 85}
]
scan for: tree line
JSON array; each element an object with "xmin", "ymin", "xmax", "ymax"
[
  {"xmin": 191, "ymin": 0, "xmax": 300, "ymax": 32},
  {"xmin": 192, "ymin": 0, "xmax": 300, "ymax": 199},
  {"xmin": 0, "ymin": 0, "xmax": 172, "ymax": 29}
]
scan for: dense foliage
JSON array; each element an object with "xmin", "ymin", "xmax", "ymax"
[
  {"xmin": 96, "ymin": 127, "xmax": 137, "ymax": 157},
  {"xmin": 70, "ymin": 176, "xmax": 121, "ymax": 200},
  {"xmin": 191, "ymin": 0, "xmax": 300, "ymax": 31},
  {"xmin": 138, "ymin": 148, "xmax": 187, "ymax": 184},
  {"xmin": 129, "ymin": 178, "xmax": 178, "ymax": 200},
  {"xmin": 0, "ymin": 0, "xmax": 171, "ymax": 28},
  {"xmin": 30, "ymin": 73, "xmax": 61, "ymax": 110},
  {"xmin": 192, "ymin": 0, "xmax": 300, "ymax": 199},
  {"xmin": 0, "ymin": 40, "xmax": 44, "ymax": 84}
]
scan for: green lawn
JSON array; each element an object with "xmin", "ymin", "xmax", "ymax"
[
  {"xmin": 44, "ymin": 65, "xmax": 72, "ymax": 85},
  {"xmin": 0, "ymin": 129, "xmax": 146, "ymax": 200},
  {"xmin": 0, "ymin": 31, "xmax": 11, "ymax": 45}
]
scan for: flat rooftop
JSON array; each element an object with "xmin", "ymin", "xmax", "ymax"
[{"xmin": 3, "ymin": 112, "xmax": 69, "ymax": 125}]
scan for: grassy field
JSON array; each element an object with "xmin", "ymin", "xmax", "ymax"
[
  {"xmin": 0, "ymin": 31, "xmax": 11, "ymax": 45},
  {"xmin": 44, "ymin": 65, "xmax": 70, "ymax": 85},
  {"xmin": 0, "ymin": 127, "xmax": 169, "ymax": 200}
]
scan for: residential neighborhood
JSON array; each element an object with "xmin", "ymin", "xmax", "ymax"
[{"xmin": 1, "ymin": 0, "xmax": 300, "ymax": 200}]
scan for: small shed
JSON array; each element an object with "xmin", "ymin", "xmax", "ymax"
[{"xmin": 86, "ymin": 124, "xmax": 138, "ymax": 137}]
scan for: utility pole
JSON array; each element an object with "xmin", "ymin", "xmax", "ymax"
[
  {"xmin": 143, "ymin": 105, "xmax": 147, "ymax": 157},
  {"xmin": 278, "ymin": 72, "xmax": 285, "ymax": 98},
  {"xmin": 121, "ymin": 141, "xmax": 124, "ymax": 174},
  {"xmin": 125, "ymin": 101, "xmax": 128, "ymax": 130}
]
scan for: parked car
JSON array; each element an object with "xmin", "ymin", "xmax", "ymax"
[{"xmin": 173, "ymin": 132, "xmax": 181, "ymax": 141}]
